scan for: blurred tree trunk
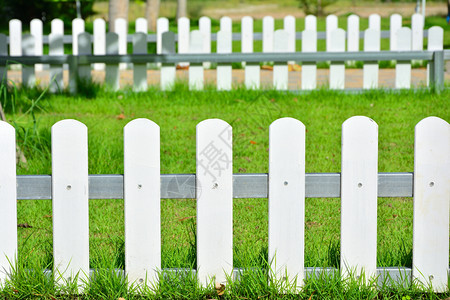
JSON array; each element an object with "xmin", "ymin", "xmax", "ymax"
[
  {"xmin": 317, "ymin": 0, "xmax": 323, "ymax": 16},
  {"xmin": 177, "ymin": 0, "xmax": 187, "ymax": 20},
  {"xmin": 146, "ymin": 0, "xmax": 160, "ymax": 32},
  {"xmin": 109, "ymin": 0, "xmax": 129, "ymax": 32}
]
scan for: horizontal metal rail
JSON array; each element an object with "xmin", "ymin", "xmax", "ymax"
[
  {"xmin": 1, "ymin": 50, "xmax": 447, "ymax": 66},
  {"xmin": 6, "ymin": 30, "xmax": 430, "ymax": 44},
  {"xmin": 16, "ymin": 172, "xmax": 413, "ymax": 200}
]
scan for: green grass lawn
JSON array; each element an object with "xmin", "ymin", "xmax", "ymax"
[{"xmin": 1, "ymin": 85, "xmax": 449, "ymax": 298}]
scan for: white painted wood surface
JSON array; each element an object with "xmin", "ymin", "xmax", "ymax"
[
  {"xmin": 49, "ymin": 33, "xmax": 64, "ymax": 92},
  {"xmin": 329, "ymin": 28, "xmax": 345, "ymax": 89},
  {"xmin": 340, "ymin": 116, "xmax": 378, "ymax": 281},
  {"xmin": 347, "ymin": 15, "xmax": 359, "ymax": 52},
  {"xmin": 368, "ymin": 14, "xmax": 381, "ymax": 31},
  {"xmin": 189, "ymin": 30, "xmax": 204, "ymax": 90},
  {"xmin": 0, "ymin": 34, "xmax": 6, "ymax": 83},
  {"xmin": 105, "ymin": 32, "xmax": 120, "ymax": 90},
  {"xmin": 22, "ymin": 34, "xmax": 35, "ymax": 87},
  {"xmin": 305, "ymin": 15, "xmax": 317, "ymax": 31},
  {"xmin": 124, "ymin": 119, "xmax": 161, "ymax": 288},
  {"xmin": 51, "ymin": 18, "xmax": 64, "ymax": 36},
  {"xmin": 72, "ymin": 18, "xmax": 85, "ymax": 56},
  {"xmin": 93, "ymin": 18, "xmax": 106, "ymax": 70},
  {"xmin": 412, "ymin": 13, "xmax": 424, "ymax": 51},
  {"xmin": 242, "ymin": 16, "xmax": 259, "ymax": 89},
  {"xmin": 220, "ymin": 16, "xmax": 232, "ymax": 33},
  {"xmin": 273, "ymin": 30, "xmax": 288, "ymax": 90},
  {"xmin": 412, "ymin": 117, "xmax": 450, "ymax": 293},
  {"xmin": 301, "ymin": 30, "xmax": 317, "ymax": 90},
  {"xmin": 326, "ymin": 15, "xmax": 338, "ymax": 51},
  {"xmin": 177, "ymin": 17, "xmax": 190, "ymax": 67},
  {"xmin": 363, "ymin": 29, "xmax": 380, "ymax": 89},
  {"xmin": 135, "ymin": 18, "xmax": 148, "ymax": 33},
  {"xmin": 30, "ymin": 19, "xmax": 43, "ymax": 71},
  {"xmin": 268, "ymin": 118, "xmax": 305, "ymax": 289},
  {"xmin": 427, "ymin": 26, "xmax": 444, "ymax": 86},
  {"xmin": 263, "ymin": 16, "xmax": 274, "ymax": 53},
  {"xmin": 52, "ymin": 120, "xmax": 89, "ymax": 289},
  {"xmin": 0, "ymin": 121, "xmax": 17, "ymax": 285},
  {"xmin": 217, "ymin": 30, "xmax": 232, "ymax": 91},
  {"xmin": 196, "ymin": 119, "xmax": 233, "ymax": 287},
  {"xmin": 156, "ymin": 17, "xmax": 169, "ymax": 55},
  {"xmin": 395, "ymin": 27, "xmax": 411, "ymax": 89},
  {"xmin": 199, "ymin": 16, "xmax": 211, "ymax": 69},
  {"xmin": 133, "ymin": 33, "xmax": 148, "ymax": 92},
  {"xmin": 9, "ymin": 19, "xmax": 21, "ymax": 70},
  {"xmin": 161, "ymin": 31, "xmax": 176, "ymax": 90},
  {"xmin": 115, "ymin": 18, "xmax": 128, "ymax": 70},
  {"xmin": 284, "ymin": 15, "xmax": 296, "ymax": 64},
  {"xmin": 77, "ymin": 32, "xmax": 92, "ymax": 81},
  {"xmin": 389, "ymin": 14, "xmax": 402, "ymax": 51}
]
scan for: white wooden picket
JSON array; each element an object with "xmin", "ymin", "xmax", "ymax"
[
  {"xmin": 178, "ymin": 17, "xmax": 190, "ymax": 67},
  {"xmin": 135, "ymin": 18, "xmax": 148, "ymax": 34},
  {"xmin": 304, "ymin": 15, "xmax": 317, "ymax": 31},
  {"xmin": 412, "ymin": 117, "xmax": 450, "ymax": 293},
  {"xmin": 268, "ymin": 118, "xmax": 305, "ymax": 289},
  {"xmin": 133, "ymin": 33, "xmax": 148, "ymax": 91},
  {"xmin": 369, "ymin": 14, "xmax": 381, "ymax": 31},
  {"xmin": 72, "ymin": 18, "xmax": 85, "ymax": 56},
  {"xmin": 220, "ymin": 16, "xmax": 232, "ymax": 34},
  {"xmin": 363, "ymin": 29, "xmax": 380, "ymax": 89},
  {"xmin": 347, "ymin": 15, "xmax": 359, "ymax": 52},
  {"xmin": 52, "ymin": 120, "xmax": 89, "ymax": 289},
  {"xmin": 21, "ymin": 34, "xmax": 35, "ymax": 88},
  {"xmin": 340, "ymin": 116, "xmax": 378, "ymax": 281},
  {"xmin": 329, "ymin": 28, "xmax": 346, "ymax": 89},
  {"xmin": 196, "ymin": 119, "xmax": 233, "ymax": 287},
  {"xmin": 189, "ymin": 30, "xmax": 204, "ymax": 90},
  {"xmin": 78, "ymin": 33, "xmax": 92, "ymax": 81},
  {"xmin": 217, "ymin": 30, "xmax": 232, "ymax": 91},
  {"xmin": 49, "ymin": 33, "xmax": 64, "ymax": 92},
  {"xmin": 301, "ymin": 30, "xmax": 317, "ymax": 90},
  {"xmin": 273, "ymin": 30, "xmax": 288, "ymax": 90},
  {"xmin": 124, "ymin": 119, "xmax": 161, "ymax": 288},
  {"xmin": 242, "ymin": 16, "xmax": 260, "ymax": 89},
  {"xmin": 9, "ymin": 19, "xmax": 21, "ymax": 70},
  {"xmin": 411, "ymin": 13, "xmax": 424, "ymax": 52},
  {"xmin": 51, "ymin": 18, "xmax": 64, "ymax": 36},
  {"xmin": 389, "ymin": 14, "xmax": 402, "ymax": 51},
  {"xmin": 115, "ymin": 18, "xmax": 128, "ymax": 70},
  {"xmin": 105, "ymin": 32, "xmax": 120, "ymax": 90},
  {"xmin": 326, "ymin": 15, "xmax": 338, "ymax": 51},
  {"xmin": 0, "ymin": 121, "xmax": 17, "ymax": 286},
  {"xmin": 156, "ymin": 17, "xmax": 169, "ymax": 68},
  {"xmin": 263, "ymin": 16, "xmax": 274, "ymax": 53},
  {"xmin": 395, "ymin": 27, "xmax": 412, "ymax": 89},
  {"xmin": 0, "ymin": 34, "xmax": 5, "ymax": 82},
  {"xmin": 199, "ymin": 16, "xmax": 211, "ymax": 69},
  {"xmin": 160, "ymin": 31, "xmax": 175, "ymax": 91},
  {"xmin": 427, "ymin": 26, "xmax": 444, "ymax": 86},
  {"xmin": 30, "ymin": 19, "xmax": 44, "ymax": 71},
  {"xmin": 284, "ymin": 15, "xmax": 296, "ymax": 64},
  {"xmin": 93, "ymin": 18, "xmax": 106, "ymax": 71}
]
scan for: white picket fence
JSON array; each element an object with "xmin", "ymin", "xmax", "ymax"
[
  {"xmin": 0, "ymin": 14, "xmax": 446, "ymax": 91},
  {"xmin": 0, "ymin": 116, "xmax": 449, "ymax": 292}
]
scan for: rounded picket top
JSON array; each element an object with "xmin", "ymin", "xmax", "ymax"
[
  {"xmin": 415, "ymin": 117, "xmax": 450, "ymax": 148},
  {"xmin": 342, "ymin": 116, "xmax": 378, "ymax": 144},
  {"xmin": 270, "ymin": 117, "xmax": 305, "ymax": 134},
  {"xmin": 220, "ymin": 16, "xmax": 232, "ymax": 32},
  {"xmin": 52, "ymin": 119, "xmax": 88, "ymax": 136},
  {"xmin": 51, "ymin": 18, "xmax": 64, "ymax": 35},
  {"xmin": 124, "ymin": 118, "xmax": 160, "ymax": 133},
  {"xmin": 427, "ymin": 26, "xmax": 444, "ymax": 51},
  {"xmin": 0, "ymin": 120, "xmax": 15, "ymax": 135},
  {"xmin": 196, "ymin": 118, "xmax": 231, "ymax": 132}
]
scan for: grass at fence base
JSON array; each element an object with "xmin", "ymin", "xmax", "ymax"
[{"xmin": 1, "ymin": 82, "xmax": 449, "ymax": 298}]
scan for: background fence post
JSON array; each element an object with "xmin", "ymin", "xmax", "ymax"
[
  {"xmin": 395, "ymin": 27, "xmax": 411, "ymax": 89},
  {"xmin": 329, "ymin": 28, "xmax": 345, "ymax": 89},
  {"xmin": 135, "ymin": 17, "xmax": 148, "ymax": 34},
  {"xmin": 199, "ymin": 16, "xmax": 211, "ymax": 69},
  {"xmin": 0, "ymin": 121, "xmax": 17, "ymax": 286},
  {"xmin": 178, "ymin": 17, "xmax": 190, "ymax": 67},
  {"xmin": 52, "ymin": 119, "xmax": 89, "ymax": 291},
  {"xmin": 242, "ymin": 16, "xmax": 260, "ymax": 89},
  {"xmin": 156, "ymin": 17, "xmax": 169, "ymax": 68},
  {"xmin": 284, "ymin": 15, "xmax": 296, "ymax": 65},
  {"xmin": 68, "ymin": 55, "xmax": 78, "ymax": 94},
  {"xmin": 115, "ymin": 18, "xmax": 128, "ymax": 70},
  {"xmin": 363, "ymin": 29, "xmax": 380, "ymax": 89},
  {"xmin": 124, "ymin": 118, "xmax": 161, "ymax": 288},
  {"xmin": 9, "ymin": 19, "xmax": 22, "ymax": 70},
  {"xmin": 305, "ymin": 15, "xmax": 317, "ymax": 31},
  {"xmin": 340, "ymin": 116, "xmax": 378, "ymax": 282},
  {"xmin": 431, "ymin": 51, "xmax": 444, "ymax": 93},
  {"xmin": 30, "ymin": 19, "xmax": 43, "ymax": 72},
  {"xmin": 161, "ymin": 31, "xmax": 175, "ymax": 91},
  {"xmin": 268, "ymin": 117, "xmax": 305, "ymax": 291},
  {"xmin": 412, "ymin": 117, "xmax": 450, "ymax": 293},
  {"xmin": 49, "ymin": 33, "xmax": 64, "ymax": 93},
  {"xmin": 22, "ymin": 34, "xmax": 35, "ymax": 88},
  {"xmin": 220, "ymin": 16, "xmax": 232, "ymax": 33},
  {"xmin": 217, "ymin": 30, "xmax": 232, "ymax": 91},
  {"xmin": 301, "ymin": 30, "xmax": 317, "ymax": 90},
  {"xmin": 347, "ymin": 14, "xmax": 359, "ymax": 53},
  {"xmin": 427, "ymin": 26, "xmax": 443, "ymax": 88},
  {"xmin": 196, "ymin": 119, "xmax": 233, "ymax": 287},
  {"xmin": 105, "ymin": 32, "xmax": 120, "ymax": 91},
  {"xmin": 133, "ymin": 32, "xmax": 148, "ymax": 92},
  {"xmin": 368, "ymin": 14, "xmax": 381, "ymax": 31},
  {"xmin": 72, "ymin": 18, "xmax": 85, "ymax": 56},
  {"xmin": 189, "ymin": 30, "xmax": 204, "ymax": 90},
  {"xmin": 78, "ymin": 32, "xmax": 92, "ymax": 82},
  {"xmin": 389, "ymin": 14, "xmax": 402, "ymax": 52},
  {"xmin": 263, "ymin": 16, "xmax": 274, "ymax": 54},
  {"xmin": 273, "ymin": 30, "xmax": 288, "ymax": 90},
  {"xmin": 326, "ymin": 15, "xmax": 338, "ymax": 52},
  {"xmin": 93, "ymin": 18, "xmax": 106, "ymax": 71},
  {"xmin": 0, "ymin": 34, "xmax": 7, "ymax": 84}
]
